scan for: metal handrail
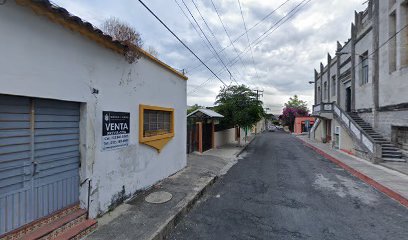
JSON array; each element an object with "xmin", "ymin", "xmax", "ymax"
[
  {"xmin": 312, "ymin": 102, "xmax": 375, "ymax": 153},
  {"xmin": 332, "ymin": 103, "xmax": 375, "ymax": 153}
]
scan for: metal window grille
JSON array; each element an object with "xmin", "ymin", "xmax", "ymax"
[{"xmin": 143, "ymin": 110, "xmax": 171, "ymax": 137}]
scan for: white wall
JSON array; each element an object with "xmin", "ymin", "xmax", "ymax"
[
  {"xmin": 0, "ymin": 2, "xmax": 187, "ymax": 218},
  {"xmin": 214, "ymin": 128, "xmax": 236, "ymax": 148},
  {"xmin": 354, "ymin": 29, "xmax": 374, "ymax": 110},
  {"xmin": 378, "ymin": 0, "xmax": 408, "ymax": 107}
]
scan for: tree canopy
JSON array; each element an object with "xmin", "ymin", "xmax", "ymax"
[
  {"xmin": 187, "ymin": 104, "xmax": 203, "ymax": 114},
  {"xmin": 214, "ymin": 85, "xmax": 265, "ymax": 132},
  {"xmin": 281, "ymin": 95, "xmax": 309, "ymax": 131},
  {"xmin": 284, "ymin": 95, "xmax": 308, "ymax": 111}
]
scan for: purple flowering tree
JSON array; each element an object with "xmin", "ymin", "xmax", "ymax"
[{"xmin": 281, "ymin": 95, "xmax": 309, "ymax": 132}]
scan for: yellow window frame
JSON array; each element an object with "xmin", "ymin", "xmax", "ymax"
[{"xmin": 139, "ymin": 104, "xmax": 175, "ymax": 152}]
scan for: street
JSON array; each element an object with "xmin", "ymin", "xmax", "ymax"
[{"xmin": 167, "ymin": 131, "xmax": 408, "ymax": 240}]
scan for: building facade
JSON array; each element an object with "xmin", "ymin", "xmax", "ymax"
[
  {"xmin": 311, "ymin": 0, "xmax": 408, "ymax": 163},
  {"xmin": 0, "ymin": 0, "xmax": 187, "ymax": 236}
]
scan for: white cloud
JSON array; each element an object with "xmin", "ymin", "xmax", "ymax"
[{"xmin": 52, "ymin": 0, "xmax": 367, "ymax": 115}]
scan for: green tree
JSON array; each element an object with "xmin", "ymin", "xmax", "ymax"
[
  {"xmin": 187, "ymin": 104, "xmax": 203, "ymax": 114},
  {"xmin": 214, "ymin": 85, "xmax": 265, "ymax": 142},
  {"xmin": 284, "ymin": 95, "xmax": 308, "ymax": 111},
  {"xmin": 281, "ymin": 95, "xmax": 309, "ymax": 132}
]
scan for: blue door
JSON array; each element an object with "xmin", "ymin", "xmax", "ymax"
[{"xmin": 0, "ymin": 95, "xmax": 80, "ymax": 235}]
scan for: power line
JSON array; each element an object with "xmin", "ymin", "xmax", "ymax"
[
  {"xmin": 174, "ymin": 0, "xmax": 216, "ymax": 55},
  {"xmin": 174, "ymin": 0, "xmax": 220, "ymax": 71},
  {"xmin": 185, "ymin": 0, "xmax": 292, "ymax": 72},
  {"xmin": 190, "ymin": 0, "xmax": 311, "ymax": 96},
  {"xmin": 180, "ymin": 0, "xmax": 239, "ymax": 84},
  {"xmin": 237, "ymin": 0, "xmax": 261, "ymax": 84},
  {"xmin": 137, "ymin": 0, "xmax": 227, "ymax": 86},
  {"xmin": 351, "ymin": 21, "xmax": 408, "ymax": 70},
  {"xmin": 217, "ymin": 0, "xmax": 312, "ymax": 81},
  {"xmin": 223, "ymin": 0, "xmax": 312, "ymax": 74},
  {"xmin": 253, "ymin": 0, "xmax": 311, "ymax": 47},
  {"xmin": 190, "ymin": 0, "xmax": 245, "ymax": 84},
  {"xmin": 209, "ymin": 0, "xmax": 258, "ymax": 88}
]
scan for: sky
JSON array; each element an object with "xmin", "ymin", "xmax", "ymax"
[{"xmin": 51, "ymin": 0, "xmax": 367, "ymax": 115}]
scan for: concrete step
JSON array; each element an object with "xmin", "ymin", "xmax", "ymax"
[
  {"xmin": 382, "ymin": 151, "xmax": 403, "ymax": 155},
  {"xmin": 369, "ymin": 135, "xmax": 383, "ymax": 138},
  {"xmin": 18, "ymin": 209, "xmax": 87, "ymax": 240},
  {"xmin": 382, "ymin": 154, "xmax": 403, "ymax": 158},
  {"xmin": 382, "ymin": 147, "xmax": 400, "ymax": 151},
  {"xmin": 54, "ymin": 219, "xmax": 97, "ymax": 240},
  {"xmin": 382, "ymin": 157, "xmax": 407, "ymax": 162},
  {"xmin": 1, "ymin": 204, "xmax": 81, "ymax": 240}
]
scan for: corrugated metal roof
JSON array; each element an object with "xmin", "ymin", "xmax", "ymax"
[{"xmin": 187, "ymin": 109, "xmax": 224, "ymax": 118}]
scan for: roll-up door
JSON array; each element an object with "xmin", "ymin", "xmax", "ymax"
[{"xmin": 0, "ymin": 95, "xmax": 80, "ymax": 235}]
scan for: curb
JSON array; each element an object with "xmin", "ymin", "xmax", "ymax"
[
  {"xmin": 298, "ymin": 137, "xmax": 408, "ymax": 209},
  {"xmin": 149, "ymin": 138, "xmax": 256, "ymax": 239},
  {"xmin": 148, "ymin": 175, "xmax": 218, "ymax": 240},
  {"xmin": 236, "ymin": 134, "xmax": 257, "ymax": 157}
]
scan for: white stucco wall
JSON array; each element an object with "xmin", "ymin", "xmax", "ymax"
[
  {"xmin": 329, "ymin": 62, "xmax": 337, "ymax": 103},
  {"xmin": 214, "ymin": 128, "xmax": 236, "ymax": 148},
  {"xmin": 333, "ymin": 119, "xmax": 355, "ymax": 154},
  {"xmin": 378, "ymin": 0, "xmax": 408, "ymax": 107},
  {"xmin": 0, "ymin": 2, "xmax": 187, "ymax": 218},
  {"xmin": 354, "ymin": 29, "xmax": 374, "ymax": 110}
]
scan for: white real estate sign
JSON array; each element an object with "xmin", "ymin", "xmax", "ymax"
[{"xmin": 102, "ymin": 111, "xmax": 130, "ymax": 151}]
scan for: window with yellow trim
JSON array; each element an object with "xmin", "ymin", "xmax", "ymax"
[
  {"xmin": 139, "ymin": 105, "xmax": 174, "ymax": 146},
  {"xmin": 143, "ymin": 110, "xmax": 171, "ymax": 137}
]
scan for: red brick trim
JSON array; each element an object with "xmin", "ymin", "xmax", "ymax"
[
  {"xmin": 0, "ymin": 202, "xmax": 80, "ymax": 239},
  {"xmin": 298, "ymin": 138, "xmax": 408, "ymax": 208}
]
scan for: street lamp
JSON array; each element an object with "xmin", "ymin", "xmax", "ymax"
[{"xmin": 308, "ymin": 81, "xmax": 315, "ymax": 84}]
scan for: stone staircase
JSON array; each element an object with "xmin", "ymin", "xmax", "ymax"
[
  {"xmin": 0, "ymin": 204, "xmax": 97, "ymax": 240},
  {"xmin": 349, "ymin": 112, "xmax": 406, "ymax": 162}
]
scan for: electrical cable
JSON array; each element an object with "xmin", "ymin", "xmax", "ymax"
[{"xmin": 137, "ymin": 0, "xmax": 227, "ymax": 86}]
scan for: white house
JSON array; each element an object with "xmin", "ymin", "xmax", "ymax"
[{"xmin": 0, "ymin": 0, "xmax": 187, "ymax": 238}]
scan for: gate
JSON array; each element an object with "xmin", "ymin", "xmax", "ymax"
[
  {"xmin": 0, "ymin": 95, "xmax": 80, "ymax": 235},
  {"xmin": 202, "ymin": 123, "xmax": 213, "ymax": 152},
  {"xmin": 187, "ymin": 122, "xmax": 197, "ymax": 154}
]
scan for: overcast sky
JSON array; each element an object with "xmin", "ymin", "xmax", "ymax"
[{"xmin": 52, "ymin": 0, "xmax": 367, "ymax": 115}]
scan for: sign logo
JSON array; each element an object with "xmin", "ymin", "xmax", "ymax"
[{"xmin": 102, "ymin": 111, "xmax": 130, "ymax": 151}]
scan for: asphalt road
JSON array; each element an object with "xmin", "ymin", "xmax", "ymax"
[{"xmin": 167, "ymin": 131, "xmax": 408, "ymax": 240}]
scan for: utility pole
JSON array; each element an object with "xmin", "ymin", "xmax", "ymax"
[
  {"xmin": 253, "ymin": 89, "xmax": 264, "ymax": 101},
  {"xmin": 252, "ymin": 89, "xmax": 264, "ymax": 134}
]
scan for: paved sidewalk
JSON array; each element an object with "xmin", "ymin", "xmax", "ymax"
[
  {"xmin": 86, "ymin": 145, "xmax": 245, "ymax": 240},
  {"xmin": 297, "ymin": 135, "xmax": 408, "ymax": 208}
]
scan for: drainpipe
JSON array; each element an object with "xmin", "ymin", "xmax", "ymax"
[
  {"xmin": 372, "ymin": 0, "xmax": 380, "ymax": 129},
  {"xmin": 351, "ymin": 23, "xmax": 357, "ymax": 112},
  {"xmin": 320, "ymin": 63, "xmax": 324, "ymax": 104},
  {"xmin": 327, "ymin": 54, "xmax": 332, "ymax": 103},
  {"xmin": 314, "ymin": 69, "xmax": 318, "ymax": 105},
  {"xmin": 336, "ymin": 41, "xmax": 342, "ymax": 105}
]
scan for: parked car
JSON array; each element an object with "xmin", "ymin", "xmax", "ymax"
[{"xmin": 268, "ymin": 125, "xmax": 277, "ymax": 132}]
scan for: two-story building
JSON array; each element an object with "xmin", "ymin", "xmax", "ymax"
[{"xmin": 311, "ymin": 0, "xmax": 408, "ymax": 164}]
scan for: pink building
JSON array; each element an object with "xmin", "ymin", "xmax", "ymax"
[{"xmin": 294, "ymin": 117, "xmax": 315, "ymax": 134}]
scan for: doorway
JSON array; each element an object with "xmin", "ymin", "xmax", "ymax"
[{"xmin": 346, "ymin": 87, "xmax": 352, "ymax": 112}]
